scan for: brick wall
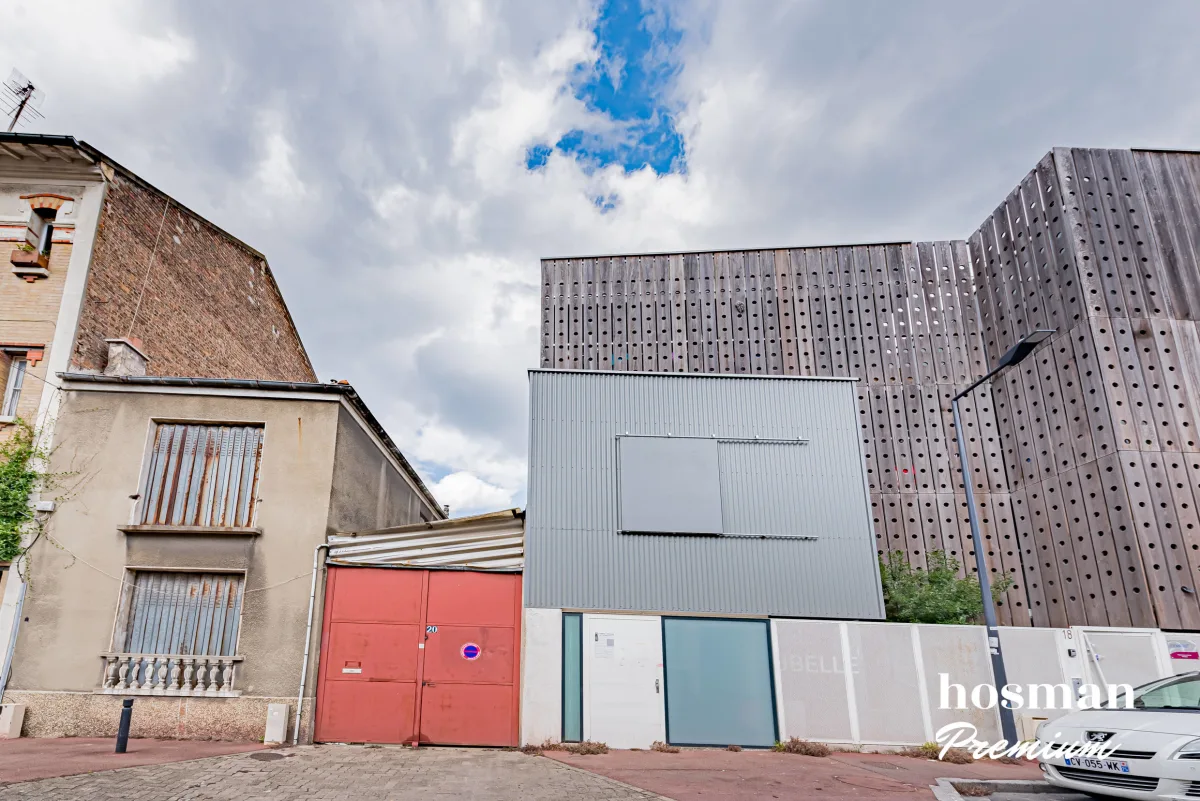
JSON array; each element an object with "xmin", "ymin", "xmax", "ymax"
[
  {"xmin": 72, "ymin": 172, "xmax": 315, "ymax": 381},
  {"xmin": 0, "ymin": 238, "xmax": 71, "ymax": 427}
]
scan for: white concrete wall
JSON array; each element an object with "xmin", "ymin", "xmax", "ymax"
[
  {"xmin": 520, "ymin": 613, "xmax": 1176, "ymax": 749},
  {"xmin": 520, "ymin": 607, "xmax": 562, "ymax": 746},
  {"xmin": 775, "ymin": 621, "xmax": 1174, "ymax": 748}
]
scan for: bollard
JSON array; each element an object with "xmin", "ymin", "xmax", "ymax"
[{"xmin": 115, "ymin": 698, "xmax": 134, "ymax": 753}]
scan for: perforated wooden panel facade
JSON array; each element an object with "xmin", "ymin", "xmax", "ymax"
[
  {"xmin": 540, "ymin": 147, "xmax": 1200, "ymax": 630},
  {"xmin": 968, "ymin": 148, "xmax": 1200, "ymax": 630}
]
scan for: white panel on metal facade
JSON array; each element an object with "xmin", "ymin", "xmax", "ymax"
[
  {"xmin": 618, "ymin": 436, "xmax": 722, "ymax": 535},
  {"xmin": 582, "ymin": 614, "xmax": 665, "ymax": 749}
]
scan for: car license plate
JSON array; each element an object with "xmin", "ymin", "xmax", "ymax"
[{"xmin": 1065, "ymin": 756, "xmax": 1130, "ymax": 773}]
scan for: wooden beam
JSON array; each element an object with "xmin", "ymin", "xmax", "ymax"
[
  {"xmin": 21, "ymin": 144, "xmax": 49, "ymax": 162},
  {"xmin": 47, "ymin": 145, "xmax": 76, "ymax": 163}
]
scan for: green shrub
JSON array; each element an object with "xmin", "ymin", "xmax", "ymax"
[
  {"xmin": 0, "ymin": 420, "xmax": 45, "ymax": 562},
  {"xmin": 879, "ymin": 550, "xmax": 1012, "ymax": 624}
]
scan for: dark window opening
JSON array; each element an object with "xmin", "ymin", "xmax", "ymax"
[{"xmin": 27, "ymin": 208, "xmax": 56, "ymax": 256}]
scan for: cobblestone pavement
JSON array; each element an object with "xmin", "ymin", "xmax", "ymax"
[{"xmin": 0, "ymin": 745, "xmax": 666, "ymax": 801}]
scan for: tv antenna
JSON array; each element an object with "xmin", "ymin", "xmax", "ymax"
[{"xmin": 2, "ymin": 69, "xmax": 45, "ymax": 132}]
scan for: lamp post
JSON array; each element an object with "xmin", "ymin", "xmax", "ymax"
[{"xmin": 951, "ymin": 328, "xmax": 1055, "ymax": 745}]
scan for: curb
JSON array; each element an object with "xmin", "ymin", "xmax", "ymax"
[{"xmin": 932, "ymin": 777, "xmax": 1057, "ymax": 800}]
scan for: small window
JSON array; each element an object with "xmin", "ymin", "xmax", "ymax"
[
  {"xmin": 617, "ymin": 436, "xmax": 723, "ymax": 535},
  {"xmin": 1, "ymin": 357, "xmax": 27, "ymax": 418},
  {"xmin": 26, "ymin": 208, "xmax": 56, "ymax": 256}
]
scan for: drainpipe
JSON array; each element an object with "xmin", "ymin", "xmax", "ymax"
[{"xmin": 293, "ymin": 543, "xmax": 329, "ymax": 745}]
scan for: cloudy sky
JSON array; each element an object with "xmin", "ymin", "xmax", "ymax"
[{"xmin": 5, "ymin": 0, "xmax": 1199, "ymax": 515}]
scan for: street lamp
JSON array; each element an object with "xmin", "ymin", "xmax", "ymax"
[{"xmin": 951, "ymin": 328, "xmax": 1055, "ymax": 745}]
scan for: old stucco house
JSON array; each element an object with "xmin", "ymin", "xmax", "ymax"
[{"xmin": 0, "ymin": 133, "xmax": 444, "ymax": 740}]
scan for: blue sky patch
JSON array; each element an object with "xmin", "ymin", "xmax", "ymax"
[
  {"xmin": 525, "ymin": 0, "xmax": 686, "ymax": 175},
  {"xmin": 525, "ymin": 143, "xmax": 552, "ymax": 170}
]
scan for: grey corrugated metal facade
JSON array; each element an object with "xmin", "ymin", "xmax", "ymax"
[{"xmin": 526, "ymin": 369, "xmax": 885, "ymax": 618}]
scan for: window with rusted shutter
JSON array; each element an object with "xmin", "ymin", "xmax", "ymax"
[
  {"xmin": 102, "ymin": 571, "xmax": 246, "ymax": 695},
  {"xmin": 139, "ymin": 423, "xmax": 264, "ymax": 527},
  {"xmin": 123, "ymin": 571, "xmax": 244, "ymax": 656}
]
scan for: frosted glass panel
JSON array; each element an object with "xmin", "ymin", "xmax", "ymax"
[
  {"xmin": 663, "ymin": 618, "xmax": 776, "ymax": 747},
  {"xmin": 562, "ymin": 613, "xmax": 582, "ymax": 742}
]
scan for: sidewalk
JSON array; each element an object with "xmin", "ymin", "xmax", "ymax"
[
  {"xmin": 546, "ymin": 748, "xmax": 1044, "ymax": 800},
  {"xmin": 0, "ymin": 738, "xmax": 266, "ymax": 784},
  {"xmin": 0, "ymin": 745, "xmax": 659, "ymax": 800}
]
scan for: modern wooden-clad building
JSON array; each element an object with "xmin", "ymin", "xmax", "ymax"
[{"xmin": 540, "ymin": 147, "xmax": 1200, "ymax": 630}]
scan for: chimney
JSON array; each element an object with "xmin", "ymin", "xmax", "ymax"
[{"xmin": 104, "ymin": 337, "xmax": 149, "ymax": 377}]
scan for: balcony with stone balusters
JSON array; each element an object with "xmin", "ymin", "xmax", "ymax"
[{"xmin": 99, "ymin": 653, "xmax": 244, "ymax": 697}]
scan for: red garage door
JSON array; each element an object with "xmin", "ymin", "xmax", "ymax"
[{"xmin": 314, "ymin": 566, "xmax": 522, "ymax": 746}]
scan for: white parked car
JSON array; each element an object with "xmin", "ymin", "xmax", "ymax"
[{"xmin": 1037, "ymin": 671, "xmax": 1200, "ymax": 799}]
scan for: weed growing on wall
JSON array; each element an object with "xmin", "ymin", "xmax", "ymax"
[
  {"xmin": 879, "ymin": 550, "xmax": 1013, "ymax": 625},
  {"xmin": 0, "ymin": 420, "xmax": 49, "ymax": 563}
]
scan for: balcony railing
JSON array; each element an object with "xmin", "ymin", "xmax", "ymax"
[{"xmin": 99, "ymin": 653, "xmax": 244, "ymax": 697}]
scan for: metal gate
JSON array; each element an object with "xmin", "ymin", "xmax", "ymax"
[{"xmin": 314, "ymin": 566, "xmax": 521, "ymax": 745}]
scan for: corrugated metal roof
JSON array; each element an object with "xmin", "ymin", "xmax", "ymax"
[
  {"xmin": 525, "ymin": 371, "xmax": 884, "ymax": 618},
  {"xmin": 328, "ymin": 508, "xmax": 524, "ymax": 571}
]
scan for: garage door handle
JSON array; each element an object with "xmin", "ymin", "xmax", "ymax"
[{"xmin": 655, "ymin": 679, "xmax": 660, "ymax": 694}]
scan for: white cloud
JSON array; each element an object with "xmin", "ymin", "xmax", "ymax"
[
  {"xmin": 430, "ymin": 472, "xmax": 514, "ymax": 516},
  {"xmin": 2, "ymin": 0, "xmax": 192, "ymax": 116},
  {"xmin": 253, "ymin": 113, "xmax": 309, "ymax": 203},
  {"xmin": 388, "ymin": 400, "xmax": 526, "ymax": 494}
]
